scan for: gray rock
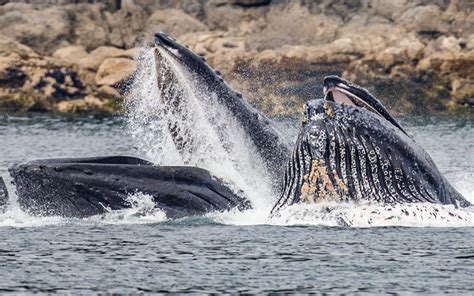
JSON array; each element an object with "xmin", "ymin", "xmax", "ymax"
[{"xmin": 146, "ymin": 9, "xmax": 208, "ymax": 37}]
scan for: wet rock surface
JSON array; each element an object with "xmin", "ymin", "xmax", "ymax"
[{"xmin": 0, "ymin": 0, "xmax": 472, "ymax": 115}]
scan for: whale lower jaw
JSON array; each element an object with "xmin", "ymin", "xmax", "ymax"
[{"xmin": 272, "ymin": 100, "xmax": 471, "ymax": 214}]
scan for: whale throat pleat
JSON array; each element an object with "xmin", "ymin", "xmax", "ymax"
[{"xmin": 273, "ymin": 110, "xmax": 470, "ymax": 214}]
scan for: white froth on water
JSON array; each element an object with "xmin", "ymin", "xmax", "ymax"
[
  {"xmin": 125, "ymin": 48, "xmax": 274, "ymax": 212},
  {"xmin": 87, "ymin": 193, "xmax": 168, "ymax": 225},
  {"xmin": 0, "ymin": 207, "xmax": 64, "ymax": 228},
  {"xmin": 270, "ymin": 202, "xmax": 474, "ymax": 228},
  {"xmin": 208, "ymin": 201, "xmax": 474, "ymax": 228}
]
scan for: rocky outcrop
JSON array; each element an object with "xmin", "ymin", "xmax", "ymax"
[
  {"xmin": 0, "ymin": 35, "xmax": 128, "ymax": 113},
  {"xmin": 0, "ymin": 0, "xmax": 472, "ymax": 115}
]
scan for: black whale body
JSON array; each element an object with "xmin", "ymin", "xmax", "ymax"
[
  {"xmin": 9, "ymin": 156, "xmax": 250, "ymax": 218},
  {"xmin": 272, "ymin": 76, "xmax": 471, "ymax": 213},
  {"xmin": 272, "ymin": 99, "xmax": 471, "ymax": 214},
  {"xmin": 0, "ymin": 176, "xmax": 8, "ymax": 209}
]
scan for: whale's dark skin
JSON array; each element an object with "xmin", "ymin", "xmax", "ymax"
[
  {"xmin": 153, "ymin": 32, "xmax": 291, "ymax": 183},
  {"xmin": 272, "ymin": 77, "xmax": 471, "ymax": 213},
  {"xmin": 9, "ymin": 156, "xmax": 250, "ymax": 218},
  {"xmin": 0, "ymin": 176, "xmax": 8, "ymax": 209}
]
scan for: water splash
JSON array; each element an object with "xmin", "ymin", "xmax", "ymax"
[
  {"xmin": 0, "ymin": 207, "xmax": 64, "ymax": 228},
  {"xmin": 208, "ymin": 202, "xmax": 474, "ymax": 228},
  {"xmin": 125, "ymin": 48, "xmax": 274, "ymax": 212},
  {"xmin": 87, "ymin": 193, "xmax": 167, "ymax": 225}
]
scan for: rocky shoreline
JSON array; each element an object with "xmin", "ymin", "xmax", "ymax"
[{"xmin": 0, "ymin": 0, "xmax": 472, "ymax": 116}]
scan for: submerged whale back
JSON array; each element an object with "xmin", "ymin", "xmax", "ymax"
[{"xmin": 10, "ymin": 156, "xmax": 250, "ymax": 218}]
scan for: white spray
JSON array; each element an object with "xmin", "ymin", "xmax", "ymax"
[{"xmin": 126, "ymin": 48, "xmax": 275, "ymax": 213}]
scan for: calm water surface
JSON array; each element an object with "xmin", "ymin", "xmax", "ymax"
[{"xmin": 0, "ymin": 114, "xmax": 473, "ymax": 293}]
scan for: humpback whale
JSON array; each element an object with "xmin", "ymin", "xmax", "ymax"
[
  {"xmin": 7, "ymin": 33, "xmax": 470, "ymax": 219},
  {"xmin": 152, "ymin": 33, "xmax": 291, "ymax": 181},
  {"xmin": 9, "ymin": 156, "xmax": 249, "ymax": 218},
  {"xmin": 271, "ymin": 76, "xmax": 471, "ymax": 213}
]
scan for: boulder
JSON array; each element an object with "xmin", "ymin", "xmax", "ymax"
[
  {"xmin": 97, "ymin": 85, "xmax": 121, "ymax": 100},
  {"xmin": 0, "ymin": 34, "xmax": 37, "ymax": 58},
  {"xmin": 78, "ymin": 46, "xmax": 128, "ymax": 71},
  {"xmin": 451, "ymin": 78, "xmax": 474, "ymax": 102},
  {"xmin": 398, "ymin": 5, "xmax": 448, "ymax": 34},
  {"xmin": 203, "ymin": 1, "xmax": 254, "ymax": 31},
  {"xmin": 375, "ymin": 36, "xmax": 424, "ymax": 69},
  {"xmin": 95, "ymin": 57, "xmax": 136, "ymax": 86},
  {"xmin": 245, "ymin": 3, "xmax": 339, "ymax": 49},
  {"xmin": 106, "ymin": 4, "xmax": 147, "ymax": 48},
  {"xmin": 0, "ymin": 4, "xmax": 71, "ymax": 54},
  {"xmin": 56, "ymin": 99, "xmax": 87, "ymax": 113},
  {"xmin": 84, "ymin": 95, "xmax": 108, "ymax": 110},
  {"xmin": 53, "ymin": 45, "xmax": 88, "ymax": 62},
  {"xmin": 179, "ymin": 31, "xmax": 247, "ymax": 58},
  {"xmin": 370, "ymin": 0, "xmax": 408, "ymax": 20},
  {"xmin": 146, "ymin": 9, "xmax": 208, "ymax": 37},
  {"xmin": 65, "ymin": 4, "xmax": 110, "ymax": 51},
  {"xmin": 468, "ymin": 35, "xmax": 474, "ymax": 50}
]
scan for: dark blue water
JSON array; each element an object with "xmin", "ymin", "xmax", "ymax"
[{"xmin": 0, "ymin": 114, "xmax": 473, "ymax": 293}]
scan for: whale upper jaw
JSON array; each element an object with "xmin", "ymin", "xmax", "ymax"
[
  {"xmin": 153, "ymin": 32, "xmax": 218, "ymax": 80},
  {"xmin": 322, "ymin": 76, "xmax": 408, "ymax": 135}
]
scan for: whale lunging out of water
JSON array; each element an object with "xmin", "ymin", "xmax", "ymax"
[
  {"xmin": 271, "ymin": 76, "xmax": 471, "ymax": 213},
  {"xmin": 152, "ymin": 33, "xmax": 291, "ymax": 182},
  {"xmin": 7, "ymin": 33, "xmax": 470, "ymax": 218}
]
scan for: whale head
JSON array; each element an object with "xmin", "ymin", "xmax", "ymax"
[
  {"xmin": 153, "ymin": 32, "xmax": 225, "ymax": 93},
  {"xmin": 271, "ymin": 77, "xmax": 470, "ymax": 214},
  {"xmin": 148, "ymin": 32, "xmax": 291, "ymax": 182}
]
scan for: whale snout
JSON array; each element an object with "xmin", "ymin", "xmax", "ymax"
[
  {"xmin": 323, "ymin": 75, "xmax": 347, "ymax": 90},
  {"xmin": 154, "ymin": 32, "xmax": 179, "ymax": 50}
]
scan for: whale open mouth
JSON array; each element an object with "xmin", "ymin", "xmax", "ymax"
[
  {"xmin": 324, "ymin": 86, "xmax": 383, "ymax": 117},
  {"xmin": 323, "ymin": 76, "xmax": 408, "ymax": 135}
]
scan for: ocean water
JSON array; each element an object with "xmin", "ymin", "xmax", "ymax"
[{"xmin": 0, "ymin": 114, "xmax": 473, "ymax": 293}]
